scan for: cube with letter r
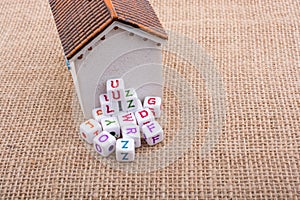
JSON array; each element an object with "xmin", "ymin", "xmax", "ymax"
[{"xmin": 122, "ymin": 125, "xmax": 141, "ymax": 148}]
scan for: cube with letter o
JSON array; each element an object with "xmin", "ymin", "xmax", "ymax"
[{"xmin": 93, "ymin": 131, "xmax": 116, "ymax": 157}]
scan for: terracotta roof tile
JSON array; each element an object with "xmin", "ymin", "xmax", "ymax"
[{"xmin": 49, "ymin": 0, "xmax": 167, "ymax": 59}]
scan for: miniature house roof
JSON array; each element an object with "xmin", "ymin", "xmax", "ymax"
[{"xmin": 49, "ymin": 0, "xmax": 168, "ymax": 59}]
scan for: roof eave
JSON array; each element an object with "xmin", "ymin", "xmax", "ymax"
[
  {"xmin": 66, "ymin": 18, "xmax": 114, "ymax": 60},
  {"xmin": 116, "ymin": 18, "xmax": 168, "ymax": 40}
]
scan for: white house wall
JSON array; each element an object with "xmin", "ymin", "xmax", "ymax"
[{"xmin": 72, "ymin": 24, "xmax": 164, "ymax": 118}]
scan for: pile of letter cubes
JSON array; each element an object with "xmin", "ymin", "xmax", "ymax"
[{"xmin": 79, "ymin": 78, "xmax": 163, "ymax": 162}]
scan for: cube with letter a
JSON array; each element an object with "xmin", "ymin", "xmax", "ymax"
[
  {"xmin": 143, "ymin": 96, "xmax": 162, "ymax": 118},
  {"xmin": 142, "ymin": 121, "xmax": 164, "ymax": 146},
  {"xmin": 79, "ymin": 119, "xmax": 102, "ymax": 144},
  {"xmin": 106, "ymin": 78, "xmax": 125, "ymax": 101}
]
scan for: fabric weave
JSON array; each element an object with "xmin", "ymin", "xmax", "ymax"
[{"xmin": 0, "ymin": 0, "xmax": 299, "ymax": 199}]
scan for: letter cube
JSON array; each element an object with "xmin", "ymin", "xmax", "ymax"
[
  {"xmin": 143, "ymin": 96, "xmax": 162, "ymax": 118},
  {"xmin": 121, "ymin": 97, "xmax": 142, "ymax": 112},
  {"xmin": 92, "ymin": 108, "xmax": 105, "ymax": 122},
  {"xmin": 117, "ymin": 112, "xmax": 137, "ymax": 127},
  {"xmin": 99, "ymin": 93, "xmax": 110, "ymax": 106},
  {"xmin": 99, "ymin": 94, "xmax": 119, "ymax": 116},
  {"xmin": 107, "ymin": 78, "xmax": 125, "ymax": 101},
  {"xmin": 122, "ymin": 125, "xmax": 141, "ymax": 148},
  {"xmin": 135, "ymin": 108, "xmax": 155, "ymax": 128},
  {"xmin": 101, "ymin": 102, "xmax": 119, "ymax": 116},
  {"xmin": 101, "ymin": 116, "xmax": 121, "ymax": 138},
  {"xmin": 124, "ymin": 88, "xmax": 138, "ymax": 99},
  {"xmin": 93, "ymin": 131, "xmax": 116, "ymax": 157},
  {"xmin": 142, "ymin": 121, "xmax": 164, "ymax": 146},
  {"xmin": 79, "ymin": 119, "xmax": 102, "ymax": 144},
  {"xmin": 116, "ymin": 138, "xmax": 135, "ymax": 162}
]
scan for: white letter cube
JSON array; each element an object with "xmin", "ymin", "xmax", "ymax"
[
  {"xmin": 124, "ymin": 88, "xmax": 137, "ymax": 99},
  {"xmin": 93, "ymin": 131, "xmax": 116, "ymax": 157},
  {"xmin": 99, "ymin": 93, "xmax": 110, "ymax": 106},
  {"xmin": 121, "ymin": 97, "xmax": 142, "ymax": 112},
  {"xmin": 135, "ymin": 108, "xmax": 155, "ymax": 128},
  {"xmin": 107, "ymin": 78, "xmax": 125, "ymax": 101},
  {"xmin": 122, "ymin": 125, "xmax": 141, "ymax": 148},
  {"xmin": 117, "ymin": 112, "xmax": 137, "ymax": 127},
  {"xmin": 101, "ymin": 101, "xmax": 119, "ymax": 116},
  {"xmin": 116, "ymin": 138, "xmax": 135, "ymax": 162},
  {"xmin": 92, "ymin": 108, "xmax": 105, "ymax": 122},
  {"xmin": 142, "ymin": 121, "xmax": 164, "ymax": 146},
  {"xmin": 79, "ymin": 119, "xmax": 102, "ymax": 144},
  {"xmin": 143, "ymin": 96, "xmax": 162, "ymax": 118},
  {"xmin": 101, "ymin": 116, "xmax": 121, "ymax": 138}
]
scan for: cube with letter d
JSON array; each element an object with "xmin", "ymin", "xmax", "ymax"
[{"xmin": 134, "ymin": 108, "xmax": 155, "ymax": 128}]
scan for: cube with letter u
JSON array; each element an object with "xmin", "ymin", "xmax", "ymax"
[{"xmin": 107, "ymin": 78, "xmax": 125, "ymax": 101}]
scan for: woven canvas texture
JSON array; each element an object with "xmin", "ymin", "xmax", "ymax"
[{"xmin": 0, "ymin": 0, "xmax": 299, "ymax": 199}]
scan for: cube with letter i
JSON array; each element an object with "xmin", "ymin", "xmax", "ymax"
[
  {"xmin": 99, "ymin": 94, "xmax": 119, "ymax": 116},
  {"xmin": 92, "ymin": 108, "xmax": 105, "ymax": 122},
  {"xmin": 142, "ymin": 121, "xmax": 164, "ymax": 146},
  {"xmin": 101, "ymin": 116, "xmax": 121, "ymax": 138},
  {"xmin": 116, "ymin": 138, "xmax": 135, "ymax": 162},
  {"xmin": 107, "ymin": 78, "xmax": 125, "ymax": 101},
  {"xmin": 143, "ymin": 96, "xmax": 162, "ymax": 118},
  {"xmin": 122, "ymin": 125, "xmax": 141, "ymax": 148},
  {"xmin": 117, "ymin": 112, "xmax": 137, "ymax": 127},
  {"xmin": 80, "ymin": 119, "xmax": 102, "ymax": 144},
  {"xmin": 134, "ymin": 108, "xmax": 155, "ymax": 128},
  {"xmin": 93, "ymin": 131, "xmax": 116, "ymax": 157}
]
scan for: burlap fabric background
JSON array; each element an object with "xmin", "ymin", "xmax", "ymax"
[{"xmin": 0, "ymin": 0, "xmax": 299, "ymax": 199}]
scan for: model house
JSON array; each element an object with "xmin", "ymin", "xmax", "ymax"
[{"xmin": 49, "ymin": 0, "xmax": 168, "ymax": 118}]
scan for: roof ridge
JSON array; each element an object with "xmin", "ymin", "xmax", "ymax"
[
  {"xmin": 104, "ymin": 0, "xmax": 118, "ymax": 19},
  {"xmin": 49, "ymin": 0, "xmax": 167, "ymax": 59}
]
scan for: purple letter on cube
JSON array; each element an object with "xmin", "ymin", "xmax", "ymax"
[
  {"xmin": 95, "ymin": 144, "xmax": 102, "ymax": 153},
  {"xmin": 99, "ymin": 134, "xmax": 109, "ymax": 142},
  {"xmin": 146, "ymin": 123, "xmax": 155, "ymax": 133},
  {"xmin": 152, "ymin": 135, "xmax": 160, "ymax": 144}
]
